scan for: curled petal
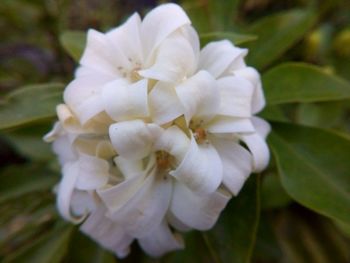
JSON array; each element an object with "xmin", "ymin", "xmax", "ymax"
[
  {"xmin": 170, "ymin": 183, "xmax": 231, "ymax": 230},
  {"xmin": 240, "ymin": 133, "xmax": 270, "ymax": 173},
  {"xmin": 109, "ymin": 120, "xmax": 162, "ymax": 160},
  {"xmin": 206, "ymin": 116, "xmax": 255, "ymax": 134},
  {"xmin": 98, "ymin": 173, "xmax": 146, "ymax": 215},
  {"xmin": 80, "ymin": 29, "xmax": 124, "ymax": 77},
  {"xmin": 75, "ymin": 154, "xmax": 110, "ymax": 190},
  {"xmin": 211, "ymin": 138, "xmax": 252, "ymax": 195},
  {"xmin": 103, "ymin": 79, "xmax": 149, "ymax": 121},
  {"xmin": 43, "ymin": 122, "xmax": 64, "ymax": 142},
  {"xmin": 114, "ymin": 156, "xmax": 144, "ymax": 179},
  {"xmin": 170, "ymin": 136, "xmax": 223, "ymax": 194},
  {"xmin": 80, "ymin": 206, "xmax": 133, "ymax": 258},
  {"xmin": 149, "ymin": 81, "xmax": 184, "ymax": 125},
  {"xmin": 154, "ymin": 125, "xmax": 190, "ymax": 161},
  {"xmin": 139, "ymin": 32, "xmax": 197, "ymax": 82},
  {"xmin": 141, "ymin": 3, "xmax": 191, "ymax": 62},
  {"xmin": 217, "ymin": 76, "xmax": 254, "ymax": 118},
  {"xmin": 175, "ymin": 71, "xmax": 219, "ymax": 124},
  {"xmin": 57, "ymin": 162, "xmax": 86, "ymax": 223},
  {"xmin": 199, "ymin": 40, "xmax": 247, "ymax": 78},
  {"xmin": 106, "ymin": 13, "xmax": 143, "ymax": 69},
  {"xmin": 64, "ymin": 74, "xmax": 113, "ymax": 124},
  {"xmin": 234, "ymin": 67, "xmax": 265, "ymax": 114},
  {"xmin": 251, "ymin": 116, "xmax": 271, "ymax": 139},
  {"xmin": 106, "ymin": 173, "xmax": 172, "ymax": 238},
  {"xmin": 138, "ymin": 220, "xmax": 184, "ymax": 257}
]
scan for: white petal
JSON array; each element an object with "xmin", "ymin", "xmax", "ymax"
[
  {"xmin": 70, "ymin": 190, "xmax": 96, "ymax": 216},
  {"xmin": 175, "ymin": 71, "xmax": 219, "ymax": 124},
  {"xmin": 43, "ymin": 122, "xmax": 63, "ymax": 142},
  {"xmin": 206, "ymin": 116, "xmax": 255, "ymax": 134},
  {"xmin": 240, "ymin": 133, "xmax": 270, "ymax": 172},
  {"xmin": 139, "ymin": 32, "xmax": 196, "ymax": 82},
  {"xmin": 149, "ymin": 81, "xmax": 184, "ymax": 125},
  {"xmin": 80, "ymin": 206, "xmax": 134, "ymax": 258},
  {"xmin": 80, "ymin": 29, "xmax": 124, "ymax": 77},
  {"xmin": 211, "ymin": 138, "xmax": 252, "ymax": 195},
  {"xmin": 141, "ymin": 3, "xmax": 190, "ymax": 61},
  {"xmin": 75, "ymin": 154, "xmax": 110, "ymax": 190},
  {"xmin": 217, "ymin": 76, "xmax": 254, "ymax": 118},
  {"xmin": 102, "ymin": 79, "xmax": 149, "ymax": 121},
  {"xmin": 107, "ymin": 172, "xmax": 172, "ymax": 238},
  {"xmin": 153, "ymin": 125, "xmax": 190, "ymax": 161},
  {"xmin": 170, "ymin": 136, "xmax": 223, "ymax": 194},
  {"xmin": 251, "ymin": 116, "xmax": 271, "ymax": 139},
  {"xmin": 170, "ymin": 183, "xmax": 231, "ymax": 230},
  {"xmin": 98, "ymin": 173, "xmax": 146, "ymax": 214},
  {"xmin": 64, "ymin": 74, "xmax": 113, "ymax": 124},
  {"xmin": 114, "ymin": 156, "xmax": 144, "ymax": 179},
  {"xmin": 166, "ymin": 211, "xmax": 191, "ymax": 232},
  {"xmin": 52, "ymin": 135, "xmax": 77, "ymax": 165},
  {"xmin": 199, "ymin": 40, "xmax": 247, "ymax": 78},
  {"xmin": 138, "ymin": 220, "xmax": 184, "ymax": 257},
  {"xmin": 109, "ymin": 120, "xmax": 162, "ymax": 160},
  {"xmin": 234, "ymin": 67, "xmax": 265, "ymax": 114},
  {"xmin": 106, "ymin": 13, "xmax": 143, "ymax": 68},
  {"xmin": 57, "ymin": 162, "xmax": 87, "ymax": 223},
  {"xmin": 180, "ymin": 25, "xmax": 200, "ymax": 64}
]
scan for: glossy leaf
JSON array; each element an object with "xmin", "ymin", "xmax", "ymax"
[
  {"xmin": 261, "ymin": 173, "xmax": 292, "ymax": 210},
  {"xmin": 200, "ymin": 31, "xmax": 257, "ymax": 46},
  {"xmin": 244, "ymin": 9, "xmax": 317, "ymax": 69},
  {"xmin": 0, "ymin": 164, "xmax": 58, "ymax": 204},
  {"xmin": 269, "ymin": 122, "xmax": 350, "ymax": 224},
  {"xmin": 263, "ymin": 63, "xmax": 350, "ymax": 105},
  {"xmin": 3, "ymin": 222, "xmax": 74, "ymax": 263},
  {"xmin": 204, "ymin": 175, "xmax": 260, "ymax": 263},
  {"xmin": 60, "ymin": 30, "xmax": 86, "ymax": 62},
  {"xmin": 0, "ymin": 83, "xmax": 64, "ymax": 130}
]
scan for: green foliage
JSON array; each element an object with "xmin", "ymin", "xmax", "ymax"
[
  {"xmin": 269, "ymin": 123, "xmax": 350, "ymax": 225},
  {"xmin": 1, "ymin": 0, "xmax": 350, "ymax": 262},
  {"xmin": 244, "ymin": 9, "xmax": 317, "ymax": 69},
  {"xmin": 60, "ymin": 31, "xmax": 87, "ymax": 62},
  {"xmin": 263, "ymin": 63, "xmax": 350, "ymax": 104},
  {"xmin": 0, "ymin": 83, "xmax": 64, "ymax": 130}
]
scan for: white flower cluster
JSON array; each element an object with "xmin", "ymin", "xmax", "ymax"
[{"xmin": 45, "ymin": 3, "xmax": 270, "ymax": 258}]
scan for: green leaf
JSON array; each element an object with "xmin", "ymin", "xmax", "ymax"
[
  {"xmin": 65, "ymin": 230, "xmax": 117, "ymax": 263},
  {"xmin": 244, "ymin": 9, "xmax": 317, "ymax": 69},
  {"xmin": 0, "ymin": 83, "xmax": 64, "ymax": 131},
  {"xmin": 263, "ymin": 63, "xmax": 350, "ymax": 105},
  {"xmin": 60, "ymin": 30, "xmax": 86, "ymax": 62},
  {"xmin": 295, "ymin": 102, "xmax": 345, "ymax": 129},
  {"xmin": 269, "ymin": 122, "xmax": 350, "ymax": 224},
  {"xmin": 1, "ymin": 123, "xmax": 54, "ymax": 161},
  {"xmin": 259, "ymin": 105, "xmax": 289, "ymax": 122},
  {"xmin": 261, "ymin": 173, "xmax": 292, "ymax": 210},
  {"xmin": 3, "ymin": 222, "xmax": 74, "ymax": 263},
  {"xmin": 204, "ymin": 175, "xmax": 260, "ymax": 263},
  {"xmin": 0, "ymin": 164, "xmax": 58, "ymax": 204},
  {"xmin": 200, "ymin": 31, "xmax": 257, "ymax": 46}
]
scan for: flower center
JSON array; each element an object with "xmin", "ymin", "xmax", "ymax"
[
  {"xmin": 155, "ymin": 151, "xmax": 174, "ymax": 172},
  {"xmin": 189, "ymin": 119, "xmax": 208, "ymax": 144}
]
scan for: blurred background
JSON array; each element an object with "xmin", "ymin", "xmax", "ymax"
[{"xmin": 1, "ymin": 0, "xmax": 350, "ymax": 262}]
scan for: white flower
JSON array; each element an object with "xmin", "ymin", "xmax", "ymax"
[{"xmin": 45, "ymin": 3, "xmax": 270, "ymax": 258}]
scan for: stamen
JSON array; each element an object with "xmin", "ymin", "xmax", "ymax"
[
  {"xmin": 193, "ymin": 127, "xmax": 207, "ymax": 144},
  {"xmin": 156, "ymin": 151, "xmax": 174, "ymax": 171}
]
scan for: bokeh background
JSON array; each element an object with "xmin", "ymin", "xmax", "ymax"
[{"xmin": 1, "ymin": 0, "xmax": 350, "ymax": 262}]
